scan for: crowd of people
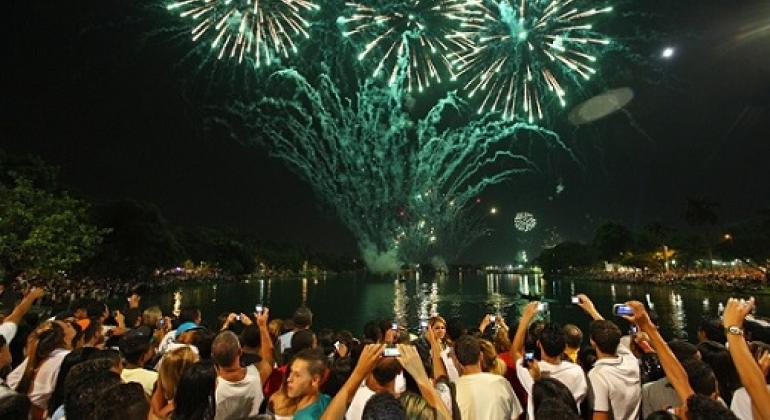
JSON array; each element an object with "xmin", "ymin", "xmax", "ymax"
[
  {"xmin": 584, "ymin": 268, "xmax": 768, "ymax": 292},
  {"xmin": 0, "ymin": 283, "xmax": 769, "ymax": 420}
]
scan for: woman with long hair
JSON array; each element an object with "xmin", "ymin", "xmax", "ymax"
[
  {"xmin": 428, "ymin": 316, "xmax": 459, "ymax": 382},
  {"xmin": 151, "ymin": 346, "xmax": 199, "ymax": 418},
  {"xmin": 172, "ymin": 361, "xmax": 217, "ymax": 420},
  {"xmin": 7, "ymin": 320, "xmax": 75, "ymax": 420}
]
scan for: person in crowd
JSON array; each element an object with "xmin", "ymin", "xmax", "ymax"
[
  {"xmin": 159, "ymin": 306, "xmax": 202, "ymax": 354},
  {"xmin": 575, "ymin": 293, "xmax": 641, "ymax": 420},
  {"xmin": 479, "ymin": 338, "xmax": 507, "ymax": 376},
  {"xmin": 429, "ymin": 315, "xmax": 459, "ymax": 382},
  {"xmin": 46, "ymin": 347, "xmax": 98, "ymax": 416},
  {"xmin": 454, "ymin": 334, "xmax": 522, "ymax": 419},
  {"xmin": 511, "ymin": 302, "xmax": 587, "ymax": 418},
  {"xmin": 151, "ymin": 346, "xmax": 199, "ymax": 418},
  {"xmin": 362, "ymin": 392, "xmax": 406, "ymax": 420},
  {"xmin": 722, "ymin": 297, "xmax": 770, "ymax": 419},
  {"xmin": 61, "ymin": 359, "xmax": 123, "ymax": 420},
  {"xmin": 0, "ymin": 287, "xmax": 46, "ymax": 343},
  {"xmin": 563, "ymin": 324, "xmax": 583, "ymax": 364},
  {"xmin": 531, "ymin": 377, "xmax": 581, "ymax": 419},
  {"xmin": 7, "ymin": 319, "xmax": 75, "ymax": 419},
  {"xmin": 698, "ymin": 317, "xmax": 727, "ymax": 345},
  {"xmin": 0, "ymin": 335, "xmax": 11, "ymax": 383},
  {"xmin": 0, "ymin": 391, "xmax": 31, "ymax": 419},
  {"xmin": 173, "ymin": 361, "xmax": 217, "ymax": 420},
  {"xmin": 212, "ymin": 308, "xmax": 273, "ymax": 420},
  {"xmin": 272, "ymin": 349, "xmax": 331, "ymax": 419},
  {"xmin": 345, "ymin": 356, "xmax": 402, "ymax": 419},
  {"xmin": 278, "ymin": 306, "xmax": 313, "ymax": 356},
  {"xmin": 93, "ymin": 382, "xmax": 150, "ymax": 420},
  {"xmin": 641, "ymin": 339, "xmax": 700, "ymax": 418},
  {"xmin": 624, "ymin": 300, "xmax": 738, "ymax": 419},
  {"xmin": 119, "ymin": 328, "xmax": 158, "ymax": 396},
  {"xmin": 697, "ymin": 339, "xmax": 741, "ymax": 406}
]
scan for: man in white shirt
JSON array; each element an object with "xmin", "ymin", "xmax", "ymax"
[
  {"xmin": 346, "ymin": 356, "xmax": 402, "ymax": 420},
  {"xmin": 575, "ymin": 294, "xmax": 641, "ymax": 420},
  {"xmin": 212, "ymin": 309, "xmax": 273, "ymax": 420},
  {"xmin": 512, "ymin": 315, "xmax": 587, "ymax": 418},
  {"xmin": 454, "ymin": 335, "xmax": 522, "ymax": 420},
  {"xmin": 118, "ymin": 328, "xmax": 158, "ymax": 396}
]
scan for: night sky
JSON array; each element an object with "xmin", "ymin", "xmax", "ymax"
[{"xmin": 2, "ymin": 0, "xmax": 769, "ymax": 264}]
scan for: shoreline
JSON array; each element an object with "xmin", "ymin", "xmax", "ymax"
[{"xmin": 558, "ymin": 271, "xmax": 770, "ymax": 295}]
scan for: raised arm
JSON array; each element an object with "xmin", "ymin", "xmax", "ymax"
[
  {"xmin": 1, "ymin": 287, "xmax": 45, "ymax": 327},
  {"xmin": 426, "ymin": 325, "xmax": 448, "ymax": 381},
  {"xmin": 576, "ymin": 294, "xmax": 604, "ymax": 321},
  {"xmin": 510, "ymin": 301, "xmax": 539, "ymax": 361},
  {"xmin": 321, "ymin": 343, "xmax": 384, "ymax": 420},
  {"xmin": 624, "ymin": 301, "xmax": 693, "ymax": 406},
  {"xmin": 723, "ymin": 297, "xmax": 770, "ymax": 420},
  {"xmin": 255, "ymin": 308, "xmax": 274, "ymax": 383},
  {"xmin": 397, "ymin": 344, "xmax": 452, "ymax": 420}
]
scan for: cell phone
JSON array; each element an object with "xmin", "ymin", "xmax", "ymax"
[
  {"xmin": 383, "ymin": 346, "xmax": 400, "ymax": 357},
  {"xmin": 613, "ymin": 304, "xmax": 634, "ymax": 316},
  {"xmin": 420, "ymin": 320, "xmax": 429, "ymax": 331},
  {"xmin": 630, "ymin": 325, "xmax": 638, "ymax": 335},
  {"xmin": 571, "ymin": 296, "xmax": 580, "ymax": 304},
  {"xmin": 538, "ymin": 302, "xmax": 549, "ymax": 312},
  {"xmin": 391, "ymin": 323, "xmax": 398, "ymax": 331},
  {"xmin": 522, "ymin": 351, "xmax": 534, "ymax": 367},
  {"xmin": 255, "ymin": 304, "xmax": 263, "ymax": 314},
  {"xmin": 489, "ymin": 315, "xmax": 497, "ymax": 323},
  {"xmin": 235, "ymin": 315, "xmax": 241, "ymax": 321}
]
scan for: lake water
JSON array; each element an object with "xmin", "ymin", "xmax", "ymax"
[{"xmin": 131, "ymin": 271, "xmax": 770, "ymax": 342}]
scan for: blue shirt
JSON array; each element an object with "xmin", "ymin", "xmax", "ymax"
[{"xmin": 293, "ymin": 393, "xmax": 331, "ymax": 420}]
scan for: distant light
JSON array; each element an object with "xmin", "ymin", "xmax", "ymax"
[
  {"xmin": 490, "ymin": 207, "xmax": 498, "ymax": 214},
  {"xmin": 661, "ymin": 47, "xmax": 675, "ymax": 59},
  {"xmin": 723, "ymin": 233, "xmax": 732, "ymax": 240}
]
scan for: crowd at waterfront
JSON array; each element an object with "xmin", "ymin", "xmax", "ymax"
[
  {"xmin": 579, "ymin": 268, "xmax": 768, "ymax": 292},
  {"xmin": 1, "ymin": 280, "xmax": 770, "ymax": 420}
]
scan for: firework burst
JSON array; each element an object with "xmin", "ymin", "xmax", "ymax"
[
  {"xmin": 514, "ymin": 211, "xmax": 537, "ymax": 232},
  {"xmin": 453, "ymin": 0, "xmax": 613, "ymax": 121},
  {"xmin": 338, "ymin": 0, "xmax": 475, "ymax": 92},
  {"xmin": 167, "ymin": 0, "xmax": 320, "ymax": 67}
]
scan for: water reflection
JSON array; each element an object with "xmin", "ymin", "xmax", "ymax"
[
  {"xmin": 393, "ymin": 278, "xmax": 408, "ymax": 327},
  {"xmin": 302, "ymin": 278, "xmax": 308, "ymax": 305},
  {"xmin": 669, "ymin": 291, "xmax": 686, "ymax": 339},
  {"xmin": 173, "ymin": 291, "xmax": 182, "ymax": 317}
]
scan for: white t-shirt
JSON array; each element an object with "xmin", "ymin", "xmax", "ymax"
[
  {"xmin": 515, "ymin": 357, "xmax": 588, "ymax": 419},
  {"xmin": 455, "ymin": 372, "xmax": 523, "ymax": 420},
  {"xmin": 587, "ymin": 346, "xmax": 641, "ymax": 420},
  {"xmin": 345, "ymin": 384, "xmax": 376, "ymax": 420},
  {"xmin": 121, "ymin": 367, "xmax": 158, "ymax": 396},
  {"xmin": 215, "ymin": 364, "xmax": 264, "ymax": 420},
  {"xmin": 158, "ymin": 330, "xmax": 177, "ymax": 354},
  {"xmin": 441, "ymin": 346, "xmax": 460, "ymax": 382},
  {"xmin": 730, "ymin": 385, "xmax": 770, "ymax": 420},
  {"xmin": 0, "ymin": 322, "xmax": 18, "ymax": 342},
  {"xmin": 278, "ymin": 331, "xmax": 295, "ymax": 355},
  {"xmin": 7, "ymin": 348, "xmax": 71, "ymax": 409}
]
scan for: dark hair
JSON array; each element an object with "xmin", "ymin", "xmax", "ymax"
[
  {"xmin": 212, "ymin": 331, "xmax": 240, "ymax": 367},
  {"xmin": 362, "ymin": 392, "xmax": 406, "ymax": 420},
  {"xmin": 589, "ymin": 320, "xmax": 621, "ymax": 355},
  {"xmin": 317, "ymin": 328, "xmax": 335, "ymax": 356},
  {"xmin": 0, "ymin": 392, "xmax": 31, "ymax": 419},
  {"xmin": 577, "ymin": 346, "xmax": 597, "ymax": 373},
  {"xmin": 697, "ymin": 341, "xmax": 741, "ymax": 405},
  {"xmin": 173, "ymin": 361, "xmax": 217, "ymax": 420},
  {"xmin": 292, "ymin": 307, "xmax": 313, "ymax": 329},
  {"xmin": 93, "ymin": 383, "xmax": 149, "ymax": 420},
  {"xmin": 446, "ymin": 318, "xmax": 466, "ymax": 342},
  {"xmin": 363, "ymin": 321, "xmax": 382, "ymax": 342},
  {"xmin": 178, "ymin": 306, "xmax": 201, "ymax": 325},
  {"xmin": 191, "ymin": 328, "xmax": 216, "ymax": 360},
  {"xmin": 120, "ymin": 338, "xmax": 151, "ymax": 365},
  {"xmin": 699, "ymin": 318, "xmax": 727, "ymax": 344},
  {"xmin": 124, "ymin": 308, "xmax": 143, "ymax": 329},
  {"xmin": 292, "ymin": 348, "xmax": 326, "ymax": 378},
  {"xmin": 291, "ymin": 329, "xmax": 316, "ymax": 354},
  {"xmin": 532, "ymin": 377, "xmax": 579, "ymax": 415},
  {"xmin": 643, "ymin": 410, "xmax": 679, "ymax": 420},
  {"xmin": 64, "ymin": 366, "xmax": 122, "ymax": 420},
  {"xmin": 668, "ymin": 339, "xmax": 699, "ymax": 362},
  {"xmin": 48, "ymin": 347, "xmax": 98, "ymax": 414},
  {"xmin": 534, "ymin": 399, "xmax": 581, "ymax": 420},
  {"xmin": 90, "ymin": 348, "xmax": 122, "ymax": 370},
  {"xmin": 83, "ymin": 318, "xmax": 102, "ymax": 345},
  {"xmin": 686, "ymin": 394, "xmax": 738, "ymax": 419},
  {"xmin": 682, "ymin": 359, "xmax": 717, "ymax": 397},
  {"xmin": 372, "ymin": 357, "xmax": 403, "ymax": 386},
  {"xmin": 454, "ymin": 335, "xmax": 481, "ymax": 366},
  {"xmin": 563, "ymin": 324, "xmax": 583, "ymax": 349},
  {"xmin": 539, "ymin": 323, "xmax": 567, "ymax": 358},
  {"xmin": 240, "ymin": 325, "xmax": 261, "ymax": 348},
  {"xmin": 86, "ymin": 301, "xmax": 107, "ymax": 319}
]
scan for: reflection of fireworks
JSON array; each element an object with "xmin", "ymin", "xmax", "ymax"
[
  {"xmin": 514, "ymin": 211, "xmax": 537, "ymax": 232},
  {"xmin": 166, "ymin": 0, "xmax": 319, "ymax": 67},
  {"xmin": 453, "ymin": 0, "xmax": 613, "ymax": 121},
  {"xmin": 338, "ymin": 0, "xmax": 473, "ymax": 92}
]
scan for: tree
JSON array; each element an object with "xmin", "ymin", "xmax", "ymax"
[
  {"xmin": 0, "ymin": 177, "xmax": 106, "ymax": 281},
  {"xmin": 592, "ymin": 222, "xmax": 635, "ymax": 262},
  {"xmin": 535, "ymin": 241, "xmax": 598, "ymax": 273}
]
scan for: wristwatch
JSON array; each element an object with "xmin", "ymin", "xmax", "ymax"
[{"xmin": 725, "ymin": 325, "xmax": 744, "ymax": 336}]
